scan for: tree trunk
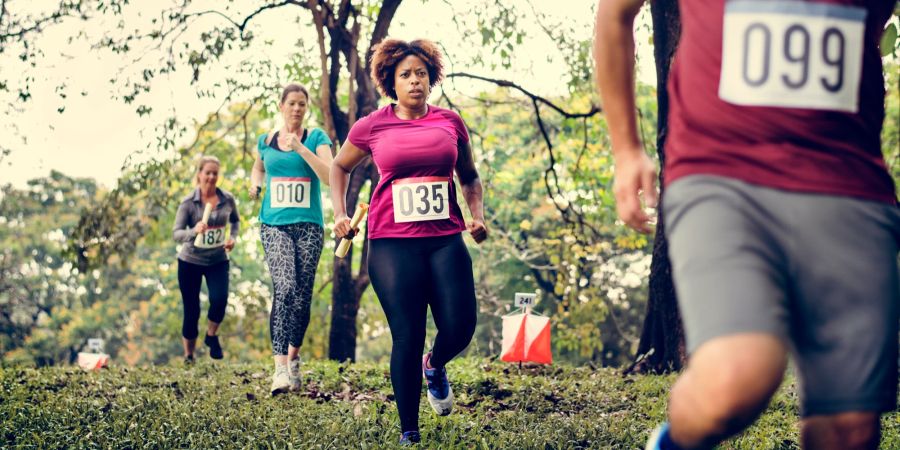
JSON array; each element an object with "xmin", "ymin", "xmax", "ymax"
[
  {"xmin": 324, "ymin": 0, "xmax": 401, "ymax": 361},
  {"xmin": 327, "ymin": 161, "xmax": 377, "ymax": 361},
  {"xmin": 627, "ymin": 0, "xmax": 685, "ymax": 375}
]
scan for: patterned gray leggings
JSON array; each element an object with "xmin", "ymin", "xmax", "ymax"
[{"xmin": 260, "ymin": 222, "xmax": 324, "ymax": 355}]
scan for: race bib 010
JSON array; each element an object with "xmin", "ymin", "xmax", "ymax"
[
  {"xmin": 392, "ymin": 177, "xmax": 451, "ymax": 223},
  {"xmin": 719, "ymin": 1, "xmax": 866, "ymax": 113},
  {"xmin": 196, "ymin": 226, "xmax": 226, "ymax": 249},
  {"xmin": 270, "ymin": 177, "xmax": 311, "ymax": 208}
]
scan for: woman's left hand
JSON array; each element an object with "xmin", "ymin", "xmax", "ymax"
[
  {"xmin": 224, "ymin": 239, "xmax": 235, "ymax": 251},
  {"xmin": 467, "ymin": 219, "xmax": 488, "ymax": 244}
]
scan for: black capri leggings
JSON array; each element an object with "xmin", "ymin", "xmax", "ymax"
[
  {"xmin": 260, "ymin": 222, "xmax": 324, "ymax": 356},
  {"xmin": 368, "ymin": 233, "xmax": 477, "ymax": 433},
  {"xmin": 177, "ymin": 259, "xmax": 229, "ymax": 340}
]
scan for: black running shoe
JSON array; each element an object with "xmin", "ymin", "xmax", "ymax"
[
  {"xmin": 184, "ymin": 354, "xmax": 195, "ymax": 365},
  {"xmin": 204, "ymin": 334, "xmax": 223, "ymax": 360}
]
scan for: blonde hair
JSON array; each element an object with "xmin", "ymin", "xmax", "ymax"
[{"xmin": 194, "ymin": 155, "xmax": 221, "ymax": 186}]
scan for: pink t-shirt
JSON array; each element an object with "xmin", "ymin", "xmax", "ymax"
[{"xmin": 348, "ymin": 104, "xmax": 469, "ymax": 239}]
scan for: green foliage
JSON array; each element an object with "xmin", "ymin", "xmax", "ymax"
[
  {"xmin": 0, "ymin": 172, "xmax": 101, "ymax": 366},
  {"xmin": 884, "ymin": 60, "xmax": 899, "ymax": 183},
  {"xmin": 5, "ymin": 357, "xmax": 897, "ymax": 448},
  {"xmin": 448, "ymin": 85, "xmax": 658, "ymax": 367},
  {"xmin": 2, "ymin": 0, "xmax": 898, "ymax": 371},
  {"xmin": 880, "ymin": 7, "xmax": 900, "ymax": 58},
  {"xmin": 9, "ymin": 61, "xmax": 895, "ymax": 367}
]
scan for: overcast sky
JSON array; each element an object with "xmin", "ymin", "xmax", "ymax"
[{"xmin": 0, "ymin": 0, "xmax": 655, "ymax": 189}]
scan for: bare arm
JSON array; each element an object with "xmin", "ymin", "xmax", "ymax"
[
  {"xmin": 594, "ymin": 0, "xmax": 658, "ymax": 233},
  {"xmin": 455, "ymin": 138, "xmax": 488, "ymax": 244},
  {"xmin": 250, "ymin": 149, "xmax": 265, "ymax": 200},
  {"xmin": 281, "ymin": 133, "xmax": 334, "ymax": 186},
  {"xmin": 330, "ymin": 140, "xmax": 369, "ymax": 238},
  {"xmin": 228, "ymin": 198, "xmax": 241, "ymax": 239},
  {"xmin": 297, "ymin": 143, "xmax": 334, "ymax": 186}
]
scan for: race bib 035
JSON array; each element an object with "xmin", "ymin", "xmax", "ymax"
[
  {"xmin": 392, "ymin": 177, "xmax": 451, "ymax": 223},
  {"xmin": 270, "ymin": 177, "xmax": 311, "ymax": 208},
  {"xmin": 719, "ymin": 1, "xmax": 866, "ymax": 113}
]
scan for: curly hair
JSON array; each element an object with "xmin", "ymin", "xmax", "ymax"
[{"xmin": 370, "ymin": 39, "xmax": 444, "ymax": 101}]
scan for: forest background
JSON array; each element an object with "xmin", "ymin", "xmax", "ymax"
[{"xmin": 1, "ymin": 0, "xmax": 898, "ymax": 370}]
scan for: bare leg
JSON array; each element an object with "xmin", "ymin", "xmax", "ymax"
[
  {"xmin": 668, "ymin": 333, "xmax": 787, "ymax": 449},
  {"xmin": 182, "ymin": 337, "xmax": 196, "ymax": 358},
  {"xmin": 801, "ymin": 412, "xmax": 880, "ymax": 450},
  {"xmin": 206, "ymin": 320, "xmax": 220, "ymax": 337}
]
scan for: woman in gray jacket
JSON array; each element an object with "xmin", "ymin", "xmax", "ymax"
[{"xmin": 173, "ymin": 155, "xmax": 240, "ymax": 363}]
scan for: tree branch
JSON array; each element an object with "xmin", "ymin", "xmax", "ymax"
[
  {"xmin": 309, "ymin": 0, "xmax": 337, "ymax": 140},
  {"xmin": 443, "ymin": 70, "xmax": 608, "ymax": 244},
  {"xmin": 345, "ymin": 19, "xmax": 361, "ymax": 130},
  {"xmin": 0, "ymin": 4, "xmax": 79, "ymax": 43},
  {"xmin": 368, "ymin": 0, "xmax": 402, "ymax": 50},
  {"xmin": 184, "ymin": 1, "xmax": 306, "ymax": 39},
  {"xmin": 0, "ymin": 0, "xmax": 8, "ymax": 30},
  {"xmin": 446, "ymin": 72, "xmax": 601, "ymax": 118}
]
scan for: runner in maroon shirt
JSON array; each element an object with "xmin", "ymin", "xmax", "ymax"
[{"xmin": 595, "ymin": 1, "xmax": 898, "ymax": 449}]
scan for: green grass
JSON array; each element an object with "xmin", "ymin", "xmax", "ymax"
[{"xmin": 1, "ymin": 358, "xmax": 897, "ymax": 449}]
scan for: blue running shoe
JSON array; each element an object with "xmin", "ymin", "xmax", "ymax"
[
  {"xmin": 399, "ymin": 431, "xmax": 421, "ymax": 446},
  {"xmin": 646, "ymin": 422, "xmax": 682, "ymax": 450},
  {"xmin": 422, "ymin": 352, "xmax": 454, "ymax": 416}
]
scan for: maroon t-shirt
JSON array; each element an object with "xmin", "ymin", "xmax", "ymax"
[
  {"xmin": 665, "ymin": 0, "xmax": 896, "ymax": 204},
  {"xmin": 348, "ymin": 104, "xmax": 468, "ymax": 239}
]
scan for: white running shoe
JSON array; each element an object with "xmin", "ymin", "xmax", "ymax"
[
  {"xmin": 645, "ymin": 423, "xmax": 670, "ymax": 450},
  {"xmin": 270, "ymin": 364, "xmax": 291, "ymax": 396},
  {"xmin": 288, "ymin": 358, "xmax": 302, "ymax": 392},
  {"xmin": 423, "ymin": 353, "xmax": 454, "ymax": 416}
]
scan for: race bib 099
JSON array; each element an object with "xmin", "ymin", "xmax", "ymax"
[
  {"xmin": 270, "ymin": 177, "xmax": 311, "ymax": 208},
  {"xmin": 392, "ymin": 177, "xmax": 451, "ymax": 223},
  {"xmin": 196, "ymin": 226, "xmax": 226, "ymax": 249},
  {"xmin": 719, "ymin": 1, "xmax": 866, "ymax": 113}
]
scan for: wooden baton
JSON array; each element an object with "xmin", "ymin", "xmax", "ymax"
[
  {"xmin": 193, "ymin": 202, "xmax": 213, "ymax": 246},
  {"xmin": 335, "ymin": 202, "xmax": 368, "ymax": 258}
]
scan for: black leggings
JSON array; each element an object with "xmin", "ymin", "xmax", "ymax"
[
  {"xmin": 177, "ymin": 259, "xmax": 229, "ymax": 340},
  {"xmin": 368, "ymin": 233, "xmax": 477, "ymax": 433}
]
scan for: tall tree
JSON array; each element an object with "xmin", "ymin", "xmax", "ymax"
[{"xmin": 626, "ymin": 0, "xmax": 685, "ymax": 375}]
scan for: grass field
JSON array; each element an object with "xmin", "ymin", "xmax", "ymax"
[{"xmin": 2, "ymin": 357, "xmax": 899, "ymax": 449}]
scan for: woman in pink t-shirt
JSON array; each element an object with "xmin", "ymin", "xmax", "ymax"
[{"xmin": 330, "ymin": 38, "xmax": 487, "ymax": 446}]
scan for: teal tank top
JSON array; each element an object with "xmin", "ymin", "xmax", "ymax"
[{"xmin": 257, "ymin": 127, "xmax": 332, "ymax": 227}]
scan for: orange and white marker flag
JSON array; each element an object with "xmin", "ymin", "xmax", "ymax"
[
  {"xmin": 501, "ymin": 313, "xmax": 552, "ymax": 365},
  {"xmin": 76, "ymin": 352, "xmax": 109, "ymax": 371}
]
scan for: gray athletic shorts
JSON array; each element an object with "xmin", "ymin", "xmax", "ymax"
[{"xmin": 664, "ymin": 175, "xmax": 900, "ymax": 416}]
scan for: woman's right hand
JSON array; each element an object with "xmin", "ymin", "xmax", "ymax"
[
  {"xmin": 333, "ymin": 214, "xmax": 355, "ymax": 239},
  {"xmin": 193, "ymin": 222, "xmax": 209, "ymax": 234},
  {"xmin": 249, "ymin": 184, "xmax": 261, "ymax": 200}
]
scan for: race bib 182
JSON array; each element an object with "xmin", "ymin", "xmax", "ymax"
[
  {"xmin": 270, "ymin": 177, "xmax": 311, "ymax": 208},
  {"xmin": 392, "ymin": 177, "xmax": 451, "ymax": 223},
  {"xmin": 719, "ymin": 1, "xmax": 866, "ymax": 113},
  {"xmin": 195, "ymin": 226, "xmax": 226, "ymax": 249}
]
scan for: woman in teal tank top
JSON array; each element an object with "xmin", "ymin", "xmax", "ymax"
[{"xmin": 249, "ymin": 83, "xmax": 333, "ymax": 395}]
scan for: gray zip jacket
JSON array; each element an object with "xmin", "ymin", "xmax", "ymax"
[{"xmin": 173, "ymin": 187, "xmax": 241, "ymax": 266}]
